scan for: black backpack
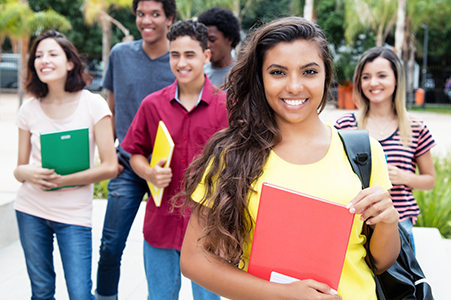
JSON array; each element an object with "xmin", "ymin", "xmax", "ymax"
[{"xmin": 337, "ymin": 129, "xmax": 434, "ymax": 300}]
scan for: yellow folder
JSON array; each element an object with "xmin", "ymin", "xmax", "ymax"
[{"xmin": 148, "ymin": 121, "xmax": 175, "ymax": 207}]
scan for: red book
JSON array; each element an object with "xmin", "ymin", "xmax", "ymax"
[{"xmin": 248, "ymin": 182, "xmax": 354, "ymax": 290}]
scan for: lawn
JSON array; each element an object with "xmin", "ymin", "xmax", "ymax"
[{"xmin": 409, "ymin": 104, "xmax": 451, "ymax": 115}]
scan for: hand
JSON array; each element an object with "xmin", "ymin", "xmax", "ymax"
[
  {"xmin": 387, "ymin": 165, "xmax": 407, "ymax": 185},
  {"xmin": 148, "ymin": 158, "xmax": 172, "ymax": 188},
  {"xmin": 347, "ymin": 186, "xmax": 399, "ymax": 226},
  {"xmin": 116, "ymin": 158, "xmax": 124, "ymax": 176},
  {"xmin": 282, "ymin": 279, "xmax": 342, "ymax": 299},
  {"xmin": 16, "ymin": 164, "xmax": 61, "ymax": 190}
]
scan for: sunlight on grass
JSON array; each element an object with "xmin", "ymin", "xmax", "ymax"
[{"xmin": 414, "ymin": 155, "xmax": 451, "ymax": 238}]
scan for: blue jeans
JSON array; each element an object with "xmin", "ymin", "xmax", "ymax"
[
  {"xmin": 96, "ymin": 166, "xmax": 148, "ymax": 299},
  {"xmin": 400, "ymin": 218, "xmax": 416, "ymax": 254},
  {"xmin": 16, "ymin": 210, "xmax": 95, "ymax": 300},
  {"xmin": 143, "ymin": 240, "xmax": 220, "ymax": 300}
]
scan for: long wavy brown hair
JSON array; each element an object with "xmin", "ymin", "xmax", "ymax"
[{"xmin": 181, "ymin": 17, "xmax": 334, "ymax": 267}]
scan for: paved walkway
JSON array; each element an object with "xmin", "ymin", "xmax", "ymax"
[{"xmin": 0, "ymin": 93, "xmax": 450, "ymax": 299}]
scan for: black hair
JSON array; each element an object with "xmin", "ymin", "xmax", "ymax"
[
  {"xmin": 167, "ymin": 20, "xmax": 209, "ymax": 51},
  {"xmin": 197, "ymin": 7, "xmax": 241, "ymax": 48},
  {"xmin": 132, "ymin": 0, "xmax": 176, "ymax": 19}
]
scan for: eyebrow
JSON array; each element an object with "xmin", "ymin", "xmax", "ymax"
[
  {"xmin": 170, "ymin": 50, "xmax": 196, "ymax": 55},
  {"xmin": 266, "ymin": 62, "xmax": 320, "ymax": 71}
]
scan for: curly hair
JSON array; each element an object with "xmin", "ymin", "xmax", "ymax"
[
  {"xmin": 181, "ymin": 17, "xmax": 334, "ymax": 267},
  {"xmin": 353, "ymin": 47, "xmax": 411, "ymax": 145},
  {"xmin": 25, "ymin": 30, "xmax": 86, "ymax": 99},
  {"xmin": 167, "ymin": 20, "xmax": 209, "ymax": 51},
  {"xmin": 197, "ymin": 7, "xmax": 241, "ymax": 48},
  {"xmin": 132, "ymin": 0, "xmax": 176, "ymax": 19}
]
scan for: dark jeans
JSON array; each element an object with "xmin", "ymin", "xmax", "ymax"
[{"xmin": 96, "ymin": 166, "xmax": 148, "ymax": 299}]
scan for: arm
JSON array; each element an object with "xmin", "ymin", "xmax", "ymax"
[
  {"xmin": 181, "ymin": 211, "xmax": 342, "ymax": 300},
  {"xmin": 106, "ymin": 90, "xmax": 125, "ymax": 175},
  {"xmin": 347, "ymin": 186, "xmax": 400, "ymax": 273},
  {"xmin": 14, "ymin": 128, "xmax": 60, "ymax": 189},
  {"xmin": 129, "ymin": 155, "xmax": 172, "ymax": 188},
  {"xmin": 107, "ymin": 90, "xmax": 116, "ymax": 140},
  {"xmin": 387, "ymin": 150, "xmax": 435, "ymax": 190},
  {"xmin": 49, "ymin": 116, "xmax": 118, "ymax": 187}
]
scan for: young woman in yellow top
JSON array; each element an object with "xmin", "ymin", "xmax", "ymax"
[{"xmin": 179, "ymin": 17, "xmax": 400, "ymax": 300}]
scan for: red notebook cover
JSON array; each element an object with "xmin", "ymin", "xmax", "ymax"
[{"xmin": 248, "ymin": 182, "xmax": 354, "ymax": 290}]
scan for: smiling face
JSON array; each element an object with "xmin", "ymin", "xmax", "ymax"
[
  {"xmin": 360, "ymin": 56, "xmax": 397, "ymax": 105},
  {"xmin": 262, "ymin": 39, "xmax": 326, "ymax": 127},
  {"xmin": 135, "ymin": 0, "xmax": 173, "ymax": 46},
  {"xmin": 34, "ymin": 38, "xmax": 74, "ymax": 86},
  {"xmin": 170, "ymin": 35, "xmax": 211, "ymax": 86}
]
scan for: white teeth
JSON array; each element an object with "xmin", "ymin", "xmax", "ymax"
[
  {"xmin": 283, "ymin": 98, "xmax": 307, "ymax": 106},
  {"xmin": 41, "ymin": 68, "xmax": 52, "ymax": 72},
  {"xmin": 179, "ymin": 70, "xmax": 189, "ymax": 74},
  {"xmin": 371, "ymin": 90, "xmax": 382, "ymax": 94},
  {"xmin": 143, "ymin": 28, "xmax": 153, "ymax": 32}
]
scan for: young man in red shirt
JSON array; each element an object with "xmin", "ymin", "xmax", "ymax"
[{"xmin": 121, "ymin": 20, "xmax": 227, "ymax": 299}]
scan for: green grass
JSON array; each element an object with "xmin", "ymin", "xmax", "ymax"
[
  {"xmin": 409, "ymin": 104, "xmax": 451, "ymax": 115},
  {"xmin": 414, "ymin": 155, "xmax": 451, "ymax": 238}
]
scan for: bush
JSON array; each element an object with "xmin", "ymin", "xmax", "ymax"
[
  {"xmin": 414, "ymin": 155, "xmax": 451, "ymax": 238},
  {"xmin": 94, "ymin": 179, "xmax": 109, "ymax": 199}
]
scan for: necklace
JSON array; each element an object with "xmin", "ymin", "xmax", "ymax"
[{"xmin": 369, "ymin": 117, "xmax": 396, "ymax": 136}]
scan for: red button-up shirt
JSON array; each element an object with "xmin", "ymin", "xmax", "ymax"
[{"xmin": 122, "ymin": 76, "xmax": 228, "ymax": 250}]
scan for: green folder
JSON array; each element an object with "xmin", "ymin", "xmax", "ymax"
[{"xmin": 40, "ymin": 127, "xmax": 90, "ymax": 190}]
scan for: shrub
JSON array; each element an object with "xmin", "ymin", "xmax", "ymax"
[
  {"xmin": 94, "ymin": 179, "xmax": 109, "ymax": 199},
  {"xmin": 414, "ymin": 155, "xmax": 451, "ymax": 238}
]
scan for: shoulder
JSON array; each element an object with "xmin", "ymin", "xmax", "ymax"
[
  {"xmin": 81, "ymin": 90, "xmax": 109, "ymax": 111},
  {"xmin": 141, "ymin": 81, "xmax": 176, "ymax": 107},
  {"xmin": 110, "ymin": 40, "xmax": 141, "ymax": 54},
  {"xmin": 334, "ymin": 113, "xmax": 357, "ymax": 129},
  {"xmin": 18, "ymin": 97, "xmax": 38, "ymax": 113}
]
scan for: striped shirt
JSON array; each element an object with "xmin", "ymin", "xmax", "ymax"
[{"xmin": 334, "ymin": 113, "xmax": 436, "ymax": 222}]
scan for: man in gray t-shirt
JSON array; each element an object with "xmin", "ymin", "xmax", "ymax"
[
  {"xmin": 96, "ymin": 1, "xmax": 176, "ymax": 299},
  {"xmin": 198, "ymin": 7, "xmax": 241, "ymax": 87}
]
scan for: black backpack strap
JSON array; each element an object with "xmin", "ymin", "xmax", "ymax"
[{"xmin": 337, "ymin": 129, "xmax": 372, "ymax": 189}]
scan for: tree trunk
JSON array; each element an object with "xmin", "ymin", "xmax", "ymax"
[
  {"xmin": 102, "ymin": 19, "xmax": 112, "ymax": 78},
  {"xmin": 304, "ymin": 0, "xmax": 314, "ymax": 22},
  {"xmin": 394, "ymin": 0, "xmax": 406, "ymax": 58},
  {"xmin": 18, "ymin": 37, "xmax": 29, "ymax": 105},
  {"xmin": 401, "ymin": 17, "xmax": 414, "ymax": 108}
]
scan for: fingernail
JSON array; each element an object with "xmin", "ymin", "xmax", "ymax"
[
  {"xmin": 330, "ymin": 288, "xmax": 338, "ymax": 295},
  {"xmin": 346, "ymin": 202, "xmax": 352, "ymax": 209},
  {"xmin": 349, "ymin": 207, "xmax": 355, "ymax": 214}
]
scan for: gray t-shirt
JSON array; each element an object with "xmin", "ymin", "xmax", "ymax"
[
  {"xmin": 102, "ymin": 40, "xmax": 176, "ymax": 157},
  {"xmin": 204, "ymin": 62, "xmax": 234, "ymax": 87}
]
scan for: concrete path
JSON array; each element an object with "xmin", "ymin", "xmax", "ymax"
[{"xmin": 1, "ymin": 93, "xmax": 450, "ymax": 299}]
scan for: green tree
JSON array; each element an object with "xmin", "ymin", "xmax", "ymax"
[
  {"xmin": 0, "ymin": 0, "xmax": 71, "ymax": 102},
  {"xmin": 82, "ymin": 0, "xmax": 132, "ymax": 75},
  {"xmin": 344, "ymin": 0, "xmax": 397, "ymax": 47}
]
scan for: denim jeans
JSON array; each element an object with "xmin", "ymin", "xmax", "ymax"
[
  {"xmin": 400, "ymin": 218, "xmax": 416, "ymax": 254},
  {"xmin": 143, "ymin": 240, "xmax": 221, "ymax": 300},
  {"xmin": 96, "ymin": 166, "xmax": 148, "ymax": 299},
  {"xmin": 16, "ymin": 210, "xmax": 95, "ymax": 300}
]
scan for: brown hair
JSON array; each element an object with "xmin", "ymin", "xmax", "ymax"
[
  {"xmin": 181, "ymin": 17, "xmax": 334, "ymax": 267},
  {"xmin": 353, "ymin": 47, "xmax": 411, "ymax": 145},
  {"xmin": 25, "ymin": 30, "xmax": 86, "ymax": 98}
]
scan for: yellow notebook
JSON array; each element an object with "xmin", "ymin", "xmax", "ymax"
[{"xmin": 148, "ymin": 121, "xmax": 175, "ymax": 207}]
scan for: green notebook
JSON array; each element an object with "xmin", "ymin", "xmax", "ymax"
[{"xmin": 40, "ymin": 127, "xmax": 90, "ymax": 190}]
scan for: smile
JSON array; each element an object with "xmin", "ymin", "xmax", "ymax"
[
  {"xmin": 282, "ymin": 98, "xmax": 307, "ymax": 106},
  {"xmin": 142, "ymin": 28, "xmax": 154, "ymax": 32}
]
